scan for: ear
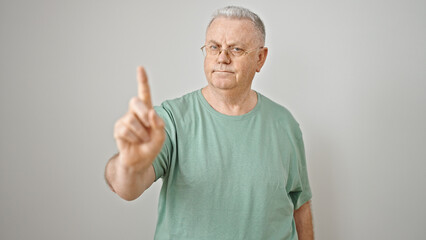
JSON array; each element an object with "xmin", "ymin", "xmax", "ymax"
[{"xmin": 256, "ymin": 47, "xmax": 268, "ymax": 72}]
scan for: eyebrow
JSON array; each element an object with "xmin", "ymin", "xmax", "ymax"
[{"xmin": 207, "ymin": 40, "xmax": 246, "ymax": 47}]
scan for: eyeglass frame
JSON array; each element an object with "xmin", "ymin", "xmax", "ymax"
[{"xmin": 200, "ymin": 44, "xmax": 264, "ymax": 57}]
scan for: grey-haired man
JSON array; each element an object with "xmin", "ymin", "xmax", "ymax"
[{"xmin": 106, "ymin": 6, "xmax": 314, "ymax": 240}]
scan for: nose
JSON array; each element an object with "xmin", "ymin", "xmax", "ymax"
[{"xmin": 217, "ymin": 49, "xmax": 231, "ymax": 64}]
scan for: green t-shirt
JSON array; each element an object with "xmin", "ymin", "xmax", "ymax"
[{"xmin": 153, "ymin": 89, "xmax": 311, "ymax": 240}]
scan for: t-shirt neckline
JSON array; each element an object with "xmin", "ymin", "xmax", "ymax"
[{"xmin": 196, "ymin": 88, "xmax": 262, "ymax": 120}]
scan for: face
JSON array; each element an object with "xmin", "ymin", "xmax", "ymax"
[{"xmin": 204, "ymin": 17, "xmax": 268, "ymax": 92}]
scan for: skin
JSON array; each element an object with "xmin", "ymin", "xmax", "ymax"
[
  {"xmin": 202, "ymin": 17, "xmax": 268, "ymax": 115},
  {"xmin": 295, "ymin": 200, "xmax": 314, "ymax": 240},
  {"xmin": 105, "ymin": 67, "xmax": 164, "ymax": 201},
  {"xmin": 105, "ymin": 16, "xmax": 313, "ymax": 239}
]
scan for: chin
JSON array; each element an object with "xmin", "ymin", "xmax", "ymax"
[{"xmin": 209, "ymin": 77, "xmax": 237, "ymax": 90}]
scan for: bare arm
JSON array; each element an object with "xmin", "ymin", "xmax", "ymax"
[
  {"xmin": 105, "ymin": 153, "xmax": 156, "ymax": 200},
  {"xmin": 105, "ymin": 67, "xmax": 165, "ymax": 201},
  {"xmin": 294, "ymin": 200, "xmax": 314, "ymax": 240}
]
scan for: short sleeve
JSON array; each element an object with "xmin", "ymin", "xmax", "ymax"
[
  {"xmin": 152, "ymin": 106, "xmax": 174, "ymax": 182},
  {"xmin": 286, "ymin": 126, "xmax": 312, "ymax": 210}
]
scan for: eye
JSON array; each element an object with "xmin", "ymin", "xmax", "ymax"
[
  {"xmin": 231, "ymin": 47, "xmax": 244, "ymax": 54},
  {"xmin": 209, "ymin": 44, "xmax": 219, "ymax": 50}
]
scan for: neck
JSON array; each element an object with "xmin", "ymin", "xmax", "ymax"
[{"xmin": 201, "ymin": 85, "xmax": 258, "ymax": 116}]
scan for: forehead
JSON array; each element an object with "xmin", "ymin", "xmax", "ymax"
[{"xmin": 206, "ymin": 17, "xmax": 259, "ymax": 46}]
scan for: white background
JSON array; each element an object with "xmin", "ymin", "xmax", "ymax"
[{"xmin": 1, "ymin": 0, "xmax": 425, "ymax": 239}]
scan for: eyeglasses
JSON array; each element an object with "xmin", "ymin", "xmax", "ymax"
[{"xmin": 201, "ymin": 44, "xmax": 263, "ymax": 57}]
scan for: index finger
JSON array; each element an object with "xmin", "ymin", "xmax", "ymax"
[{"xmin": 137, "ymin": 66, "xmax": 153, "ymax": 108}]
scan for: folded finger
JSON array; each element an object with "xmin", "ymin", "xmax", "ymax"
[
  {"xmin": 122, "ymin": 113, "xmax": 150, "ymax": 142},
  {"xmin": 129, "ymin": 97, "xmax": 151, "ymax": 127},
  {"xmin": 114, "ymin": 119, "xmax": 142, "ymax": 143}
]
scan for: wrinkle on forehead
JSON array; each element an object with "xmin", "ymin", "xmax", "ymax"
[{"xmin": 206, "ymin": 17, "xmax": 262, "ymax": 47}]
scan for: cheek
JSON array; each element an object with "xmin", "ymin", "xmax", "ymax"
[
  {"xmin": 204, "ymin": 58, "xmax": 213, "ymax": 71},
  {"xmin": 236, "ymin": 61, "xmax": 256, "ymax": 78},
  {"xmin": 203, "ymin": 58, "xmax": 210, "ymax": 77}
]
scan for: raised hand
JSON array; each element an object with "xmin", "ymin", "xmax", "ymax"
[{"xmin": 113, "ymin": 66, "xmax": 165, "ymax": 170}]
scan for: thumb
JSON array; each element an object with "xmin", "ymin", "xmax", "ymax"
[
  {"xmin": 149, "ymin": 109, "xmax": 165, "ymax": 130},
  {"xmin": 147, "ymin": 109, "xmax": 165, "ymax": 151}
]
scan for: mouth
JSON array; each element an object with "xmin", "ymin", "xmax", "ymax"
[{"xmin": 213, "ymin": 70, "xmax": 234, "ymax": 74}]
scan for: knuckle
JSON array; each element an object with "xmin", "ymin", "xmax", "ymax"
[
  {"xmin": 119, "ymin": 127, "xmax": 130, "ymax": 138},
  {"xmin": 122, "ymin": 113, "xmax": 134, "ymax": 125},
  {"xmin": 129, "ymin": 97, "xmax": 140, "ymax": 109},
  {"xmin": 114, "ymin": 120, "xmax": 125, "ymax": 132},
  {"xmin": 129, "ymin": 97, "xmax": 149, "ymax": 116},
  {"xmin": 114, "ymin": 124, "xmax": 124, "ymax": 139},
  {"xmin": 114, "ymin": 120, "xmax": 127, "ymax": 135}
]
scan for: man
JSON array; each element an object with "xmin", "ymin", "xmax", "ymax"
[{"xmin": 105, "ymin": 6, "xmax": 314, "ymax": 240}]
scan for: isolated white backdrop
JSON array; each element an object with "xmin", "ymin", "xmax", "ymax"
[{"xmin": 1, "ymin": 0, "xmax": 425, "ymax": 239}]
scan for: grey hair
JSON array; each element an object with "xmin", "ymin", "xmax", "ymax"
[{"xmin": 207, "ymin": 6, "xmax": 266, "ymax": 45}]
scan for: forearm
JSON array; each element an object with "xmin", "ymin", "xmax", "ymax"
[
  {"xmin": 105, "ymin": 153, "xmax": 152, "ymax": 201},
  {"xmin": 294, "ymin": 200, "xmax": 314, "ymax": 240}
]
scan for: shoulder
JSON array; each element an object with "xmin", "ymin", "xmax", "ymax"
[
  {"xmin": 258, "ymin": 92, "xmax": 300, "ymax": 128},
  {"xmin": 257, "ymin": 92, "xmax": 304, "ymax": 140},
  {"xmin": 154, "ymin": 89, "xmax": 200, "ymax": 122},
  {"xmin": 162, "ymin": 90, "xmax": 199, "ymax": 109}
]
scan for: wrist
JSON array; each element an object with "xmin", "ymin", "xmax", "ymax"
[{"xmin": 115, "ymin": 153, "xmax": 150, "ymax": 174}]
